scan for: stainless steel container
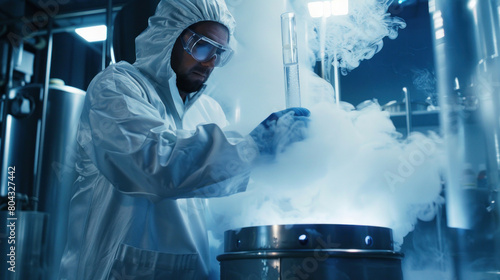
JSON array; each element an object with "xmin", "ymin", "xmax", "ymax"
[
  {"xmin": 0, "ymin": 83, "xmax": 85, "ymax": 279},
  {"xmin": 0, "ymin": 85, "xmax": 43, "ymax": 202},
  {"xmin": 218, "ymin": 224, "xmax": 403, "ymax": 280},
  {"xmin": 36, "ymin": 84, "xmax": 85, "ymax": 279}
]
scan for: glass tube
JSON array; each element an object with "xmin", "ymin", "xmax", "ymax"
[
  {"xmin": 430, "ymin": 0, "xmax": 500, "ymax": 278},
  {"xmin": 281, "ymin": 12, "xmax": 301, "ymax": 108}
]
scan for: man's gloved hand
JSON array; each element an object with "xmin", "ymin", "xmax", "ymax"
[{"xmin": 249, "ymin": 107, "xmax": 310, "ymax": 156}]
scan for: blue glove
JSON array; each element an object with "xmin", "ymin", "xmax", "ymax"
[{"xmin": 249, "ymin": 107, "xmax": 310, "ymax": 156}]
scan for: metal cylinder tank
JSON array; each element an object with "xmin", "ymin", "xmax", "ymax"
[
  {"xmin": 0, "ymin": 83, "xmax": 85, "ymax": 279},
  {"xmin": 0, "ymin": 85, "xmax": 43, "ymax": 204},
  {"xmin": 217, "ymin": 224, "xmax": 403, "ymax": 280}
]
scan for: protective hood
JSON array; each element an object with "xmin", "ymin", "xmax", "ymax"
[{"xmin": 134, "ymin": 0, "xmax": 236, "ymax": 87}]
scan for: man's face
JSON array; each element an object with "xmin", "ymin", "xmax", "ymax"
[{"xmin": 171, "ymin": 22, "xmax": 230, "ymax": 93}]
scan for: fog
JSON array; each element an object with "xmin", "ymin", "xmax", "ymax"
[
  {"xmin": 289, "ymin": 0, "xmax": 406, "ymax": 75},
  {"xmin": 206, "ymin": 0, "xmax": 447, "ymax": 278},
  {"xmin": 209, "ymin": 100, "xmax": 444, "ymax": 246}
]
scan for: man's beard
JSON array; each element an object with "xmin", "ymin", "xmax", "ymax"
[{"xmin": 176, "ymin": 69, "xmax": 208, "ymax": 93}]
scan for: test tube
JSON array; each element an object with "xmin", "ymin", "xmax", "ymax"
[{"xmin": 281, "ymin": 12, "xmax": 301, "ymax": 108}]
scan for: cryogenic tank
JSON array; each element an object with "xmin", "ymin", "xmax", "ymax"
[
  {"xmin": 0, "ymin": 83, "xmax": 85, "ymax": 279},
  {"xmin": 217, "ymin": 224, "xmax": 403, "ymax": 280},
  {"xmin": 0, "ymin": 84, "xmax": 43, "ymax": 203}
]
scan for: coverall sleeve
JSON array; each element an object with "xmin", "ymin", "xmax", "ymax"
[{"xmin": 77, "ymin": 68, "xmax": 258, "ymax": 200}]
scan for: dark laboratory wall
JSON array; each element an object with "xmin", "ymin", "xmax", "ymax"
[
  {"xmin": 49, "ymin": 33, "xmax": 103, "ymax": 92},
  {"xmin": 30, "ymin": 1, "xmax": 433, "ymax": 102},
  {"xmin": 341, "ymin": 1, "xmax": 435, "ymax": 107}
]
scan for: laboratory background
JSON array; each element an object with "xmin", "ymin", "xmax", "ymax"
[{"xmin": 0, "ymin": 0, "xmax": 499, "ymax": 279}]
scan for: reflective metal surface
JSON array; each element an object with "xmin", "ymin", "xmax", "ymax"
[
  {"xmin": 218, "ymin": 224, "xmax": 403, "ymax": 280},
  {"xmin": 0, "ymin": 85, "xmax": 43, "ymax": 203},
  {"xmin": 37, "ymin": 84, "xmax": 85, "ymax": 280},
  {"xmin": 0, "ymin": 83, "xmax": 85, "ymax": 279}
]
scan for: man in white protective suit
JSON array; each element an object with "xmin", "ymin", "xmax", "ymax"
[{"xmin": 59, "ymin": 0, "xmax": 310, "ymax": 279}]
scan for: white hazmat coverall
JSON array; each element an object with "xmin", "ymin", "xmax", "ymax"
[{"xmin": 59, "ymin": 0, "xmax": 256, "ymax": 279}]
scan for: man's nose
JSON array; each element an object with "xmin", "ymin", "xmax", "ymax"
[{"xmin": 200, "ymin": 55, "xmax": 217, "ymax": 68}]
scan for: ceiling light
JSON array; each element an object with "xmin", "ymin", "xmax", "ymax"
[
  {"xmin": 308, "ymin": 0, "xmax": 348, "ymax": 18},
  {"xmin": 331, "ymin": 0, "xmax": 349, "ymax": 16},
  {"xmin": 75, "ymin": 25, "xmax": 107, "ymax": 42},
  {"xmin": 308, "ymin": 1, "xmax": 331, "ymax": 18}
]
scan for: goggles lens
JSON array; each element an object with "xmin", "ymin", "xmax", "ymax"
[{"xmin": 182, "ymin": 29, "xmax": 233, "ymax": 67}]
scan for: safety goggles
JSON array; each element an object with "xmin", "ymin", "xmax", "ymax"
[{"xmin": 181, "ymin": 28, "xmax": 233, "ymax": 67}]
